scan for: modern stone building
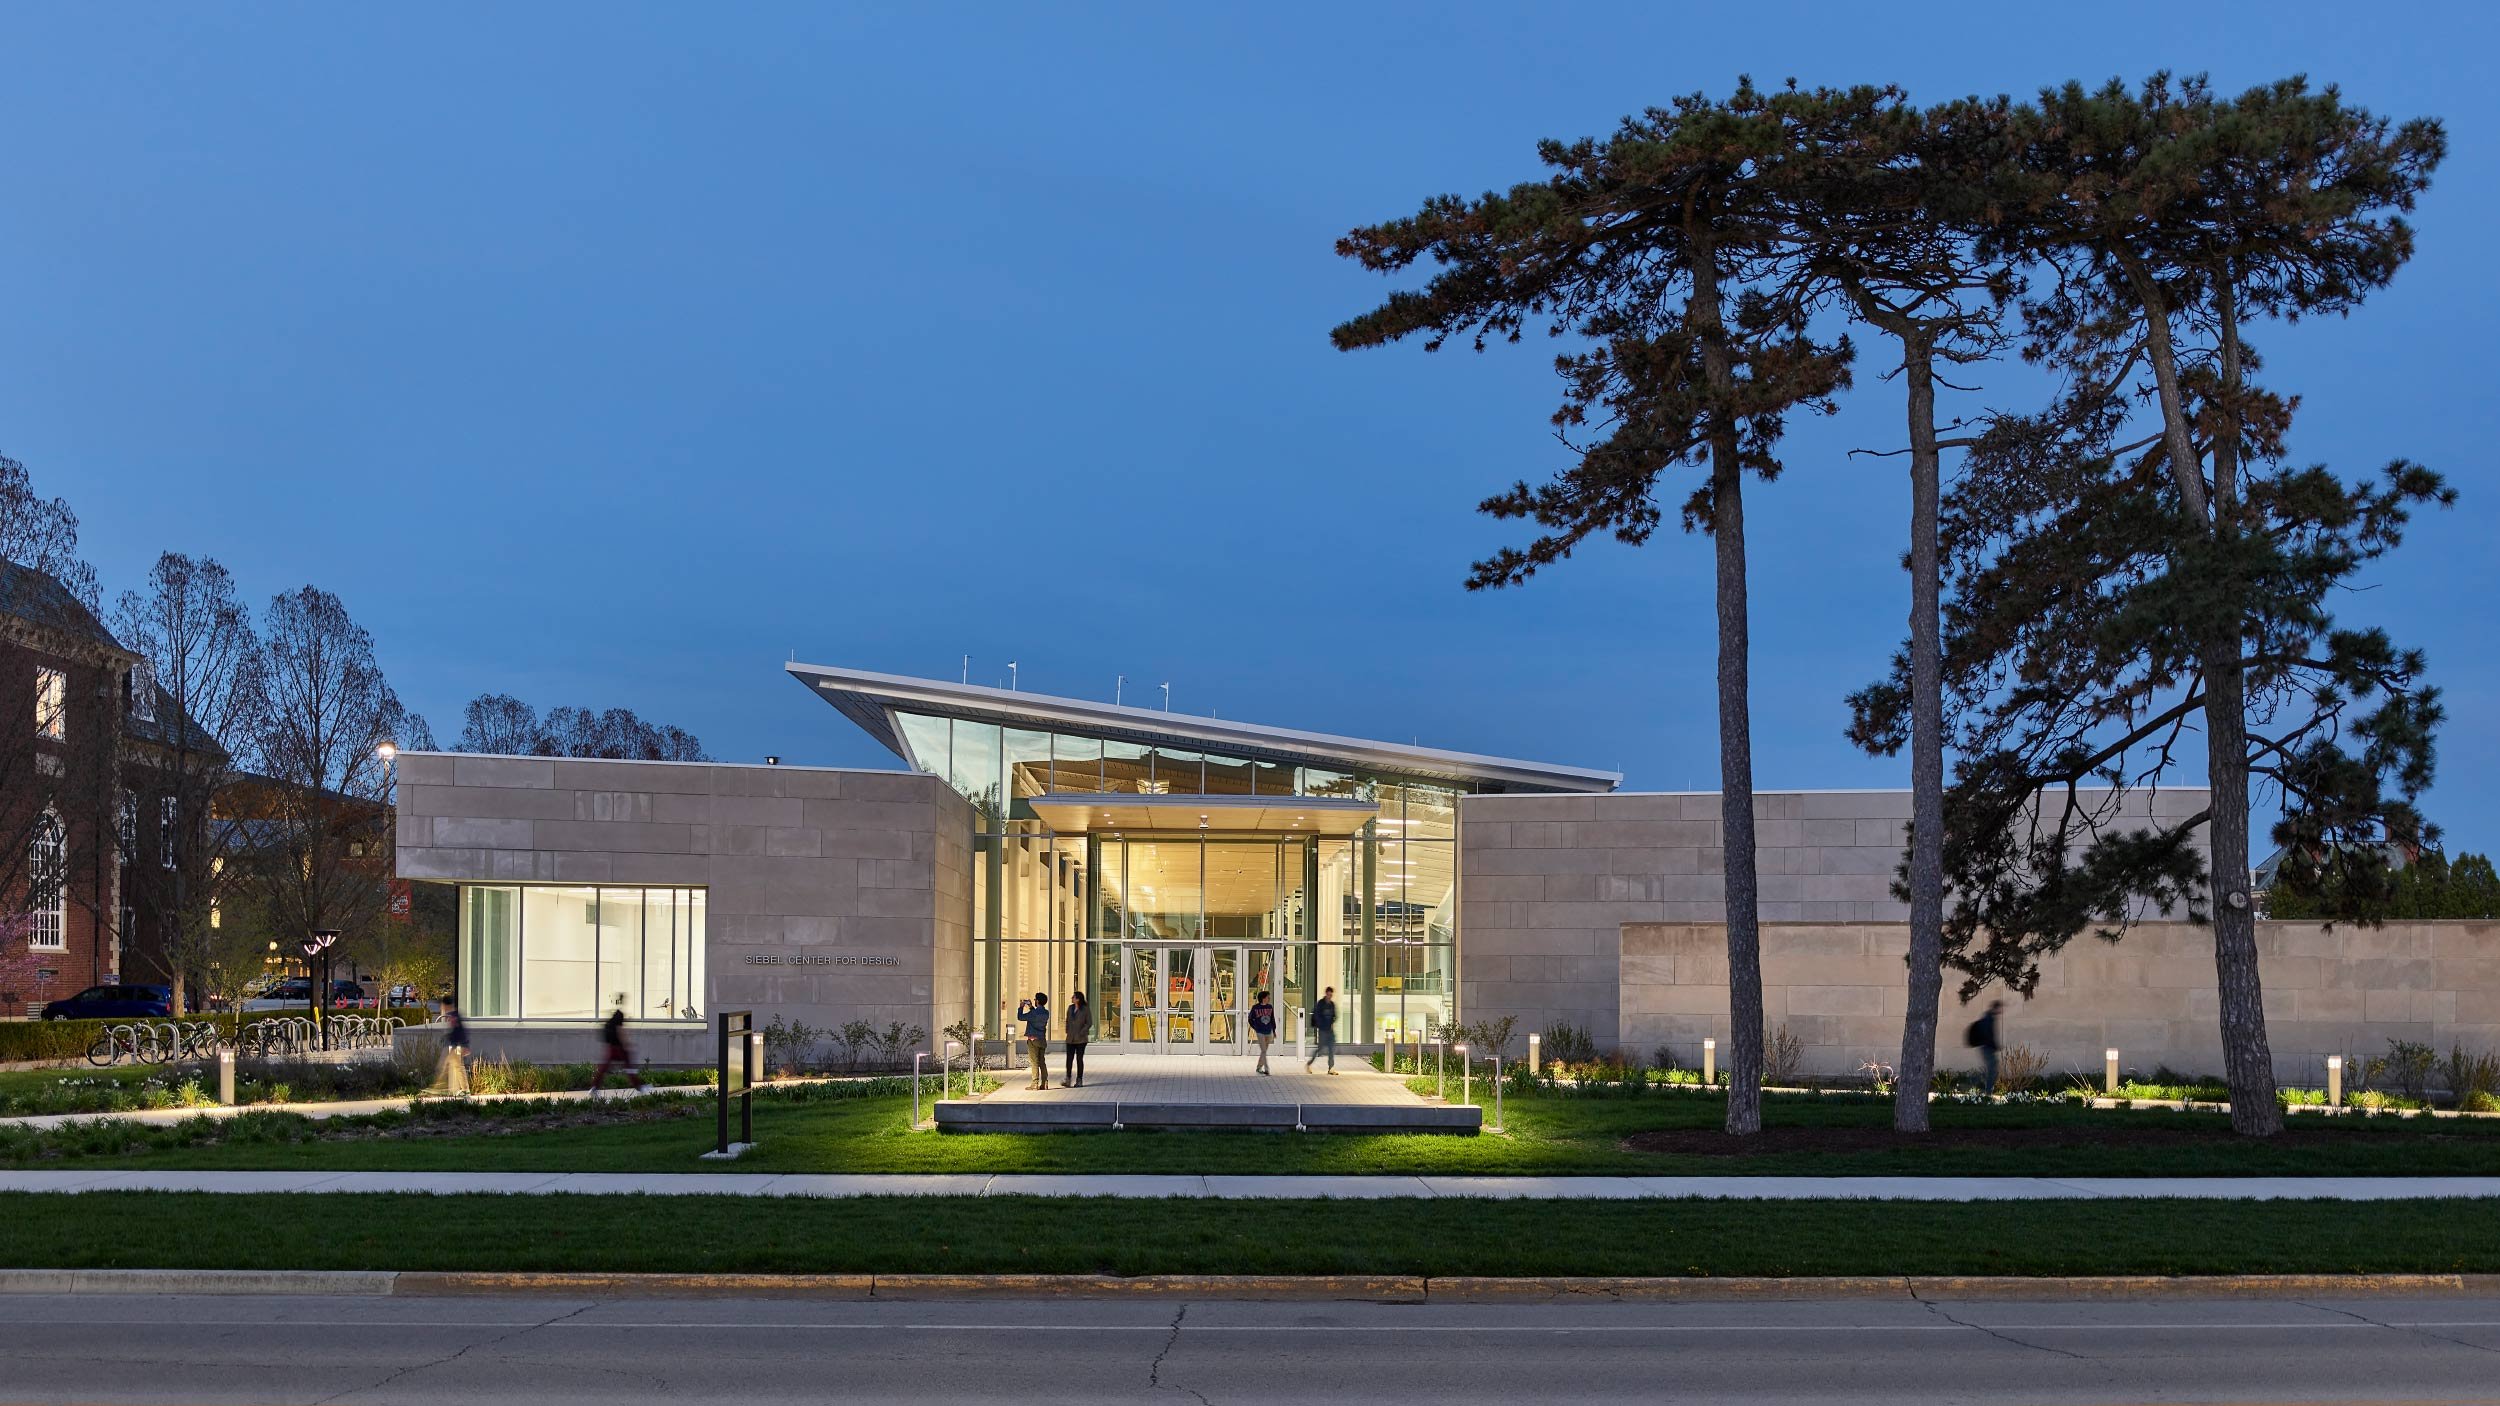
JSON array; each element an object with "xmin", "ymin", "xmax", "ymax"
[{"xmin": 395, "ymin": 661, "xmax": 2500, "ymax": 1078}]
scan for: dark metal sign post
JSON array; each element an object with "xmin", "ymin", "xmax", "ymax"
[{"xmin": 716, "ymin": 1010, "xmax": 754, "ymax": 1156}]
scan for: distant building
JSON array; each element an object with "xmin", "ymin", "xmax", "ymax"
[{"xmin": 0, "ymin": 560, "xmax": 220, "ymax": 1015}]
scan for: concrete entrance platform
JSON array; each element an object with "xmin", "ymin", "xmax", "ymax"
[{"xmin": 935, "ymin": 1053, "xmax": 1480, "ymax": 1134}]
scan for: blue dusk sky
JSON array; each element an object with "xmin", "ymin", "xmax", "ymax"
[{"xmin": 3, "ymin": 4, "xmax": 2493, "ymax": 849}]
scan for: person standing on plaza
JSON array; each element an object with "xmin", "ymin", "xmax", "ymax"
[
  {"xmin": 592, "ymin": 1001, "xmax": 646, "ymax": 1093},
  {"xmin": 1968, "ymin": 999, "xmax": 2004, "ymax": 1094},
  {"xmin": 1017, "ymin": 990, "xmax": 1052, "ymax": 1090},
  {"xmin": 1304, "ymin": 985, "xmax": 1338, "ymax": 1075},
  {"xmin": 1063, "ymin": 991, "xmax": 1090, "ymax": 1088},
  {"xmin": 1248, "ymin": 989, "xmax": 1278, "ymax": 1075},
  {"xmin": 435, "ymin": 994, "xmax": 471, "ymax": 1097}
]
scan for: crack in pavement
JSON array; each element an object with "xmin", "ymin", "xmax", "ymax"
[
  {"xmin": 2298, "ymin": 1298, "xmax": 2500, "ymax": 1358},
  {"xmin": 1148, "ymin": 1301, "xmax": 1212, "ymax": 1406},
  {"xmin": 309, "ymin": 1300, "xmax": 601, "ymax": 1403},
  {"xmin": 1907, "ymin": 1290, "xmax": 2093, "ymax": 1362}
]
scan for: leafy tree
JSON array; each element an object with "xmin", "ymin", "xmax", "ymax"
[
  {"xmin": 2270, "ymin": 850, "xmax": 2500, "ymax": 921},
  {"xmin": 1853, "ymin": 75, "xmax": 2449, "ymax": 1135},
  {"xmin": 1334, "ymin": 81, "xmax": 1851, "ymax": 1133}
]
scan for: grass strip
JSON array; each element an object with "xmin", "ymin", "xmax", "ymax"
[
  {"xmin": 15, "ymin": 1087, "xmax": 2500, "ymax": 1178},
  {"xmin": 3, "ymin": 1192, "xmax": 2497, "ymax": 1278}
]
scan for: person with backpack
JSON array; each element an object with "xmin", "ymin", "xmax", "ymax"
[
  {"xmin": 1016, "ymin": 990, "xmax": 1052, "ymax": 1090},
  {"xmin": 1304, "ymin": 986, "xmax": 1338, "ymax": 1074},
  {"xmin": 1248, "ymin": 989, "xmax": 1278, "ymax": 1075},
  {"xmin": 1966, "ymin": 999, "xmax": 2004, "ymax": 1093},
  {"xmin": 592, "ymin": 1002, "xmax": 646, "ymax": 1092},
  {"xmin": 1063, "ymin": 991, "xmax": 1090, "ymax": 1088}
]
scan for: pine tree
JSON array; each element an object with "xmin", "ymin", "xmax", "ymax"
[
  {"xmin": 1333, "ymin": 81, "xmax": 1850, "ymax": 1134},
  {"xmin": 1772, "ymin": 86, "xmax": 2020, "ymax": 1132},
  {"xmin": 1851, "ymin": 76, "xmax": 2450, "ymax": 1135}
]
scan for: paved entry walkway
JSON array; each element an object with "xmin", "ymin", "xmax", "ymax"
[
  {"xmin": 2, "ymin": 1170, "xmax": 2497, "ymax": 1199},
  {"xmin": 978, "ymin": 1053, "xmax": 1420, "ymax": 1106}
]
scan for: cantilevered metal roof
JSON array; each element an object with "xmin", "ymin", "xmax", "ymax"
[{"xmin": 785, "ymin": 661, "xmax": 1619, "ymax": 794}]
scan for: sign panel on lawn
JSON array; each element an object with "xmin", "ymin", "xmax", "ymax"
[{"xmin": 717, "ymin": 1009, "xmax": 754, "ymax": 1154}]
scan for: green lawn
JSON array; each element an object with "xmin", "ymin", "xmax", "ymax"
[
  {"xmin": 11, "ymin": 1083, "xmax": 2500, "ymax": 1178},
  {"xmin": 2, "ymin": 1191, "xmax": 2496, "ymax": 1277}
]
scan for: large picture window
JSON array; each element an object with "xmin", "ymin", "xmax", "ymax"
[
  {"xmin": 458, "ymin": 884, "xmax": 705, "ymax": 1022},
  {"xmin": 28, "ymin": 812, "xmax": 66, "ymax": 951}
]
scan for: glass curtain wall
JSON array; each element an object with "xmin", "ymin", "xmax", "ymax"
[
  {"xmin": 894, "ymin": 710, "xmax": 1468, "ymax": 1043},
  {"xmin": 459, "ymin": 885, "xmax": 706, "ymax": 1023}
]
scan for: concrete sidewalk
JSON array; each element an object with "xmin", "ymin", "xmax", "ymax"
[{"xmin": 2, "ymin": 1169, "xmax": 2497, "ymax": 1200}]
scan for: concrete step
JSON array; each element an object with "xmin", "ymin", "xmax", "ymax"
[{"xmin": 932, "ymin": 1099, "xmax": 1481, "ymax": 1134}]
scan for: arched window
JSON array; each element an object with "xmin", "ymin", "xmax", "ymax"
[{"xmin": 29, "ymin": 812, "xmax": 66, "ymax": 951}]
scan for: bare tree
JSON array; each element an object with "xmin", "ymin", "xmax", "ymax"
[
  {"xmin": 106, "ymin": 554, "xmax": 259, "ymax": 1013},
  {"xmin": 0, "ymin": 453, "xmax": 100, "ymax": 611},
  {"xmin": 235, "ymin": 587, "xmax": 428, "ymax": 989}
]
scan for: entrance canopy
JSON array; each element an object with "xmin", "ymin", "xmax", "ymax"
[{"xmin": 1027, "ymin": 793, "xmax": 1378, "ymax": 837}]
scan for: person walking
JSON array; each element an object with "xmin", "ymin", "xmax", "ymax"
[
  {"xmin": 435, "ymin": 994, "xmax": 471, "ymax": 1097},
  {"xmin": 1303, "ymin": 985, "xmax": 1338, "ymax": 1074},
  {"xmin": 1016, "ymin": 990, "xmax": 1052, "ymax": 1090},
  {"xmin": 1248, "ymin": 989, "xmax": 1278, "ymax": 1075},
  {"xmin": 1968, "ymin": 998, "xmax": 2004, "ymax": 1094},
  {"xmin": 1063, "ymin": 991, "xmax": 1090, "ymax": 1088},
  {"xmin": 592, "ymin": 1002, "xmax": 646, "ymax": 1092}
]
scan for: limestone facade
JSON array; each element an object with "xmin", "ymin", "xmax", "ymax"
[
  {"xmin": 1617, "ymin": 919, "xmax": 2500, "ymax": 1082},
  {"xmin": 395, "ymin": 752, "xmax": 973, "ymax": 1065}
]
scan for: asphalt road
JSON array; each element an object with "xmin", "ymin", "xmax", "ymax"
[{"xmin": 4, "ymin": 1292, "xmax": 2500, "ymax": 1404}]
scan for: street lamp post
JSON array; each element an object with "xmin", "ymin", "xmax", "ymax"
[{"xmin": 377, "ymin": 742, "xmax": 397, "ymax": 1016}]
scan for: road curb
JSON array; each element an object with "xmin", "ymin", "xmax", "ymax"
[{"xmin": 8, "ymin": 1268, "xmax": 2500, "ymax": 1300}]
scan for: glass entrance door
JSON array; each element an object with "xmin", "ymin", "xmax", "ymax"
[{"xmin": 1121, "ymin": 944, "xmax": 1282, "ymax": 1053}]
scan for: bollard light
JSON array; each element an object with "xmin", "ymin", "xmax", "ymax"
[
  {"xmin": 945, "ymin": 1038, "xmax": 964, "ymax": 1099},
  {"xmin": 1527, "ymin": 1032, "xmax": 1541, "ymax": 1075},
  {"xmin": 2105, "ymin": 1048, "xmax": 2121, "ymax": 1095},
  {"xmin": 1437, "ymin": 1038, "xmax": 1447, "ymax": 1100},
  {"xmin": 1457, "ymin": 1043, "xmax": 1471, "ymax": 1108},
  {"xmin": 1704, "ymin": 1037, "xmax": 1717, "ymax": 1087},
  {"xmin": 2327, "ymin": 1054, "xmax": 2344, "ymax": 1109},
  {"xmin": 914, "ymin": 1051, "xmax": 926, "ymax": 1128},
  {"xmin": 1491, "ymin": 1056, "xmax": 1503, "ymax": 1133},
  {"xmin": 217, "ymin": 1049, "xmax": 236, "ymax": 1106},
  {"xmin": 750, "ymin": 1031, "xmax": 766, "ymax": 1089}
]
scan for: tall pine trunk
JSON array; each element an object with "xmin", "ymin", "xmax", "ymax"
[
  {"xmin": 1894, "ymin": 336, "xmax": 1946, "ymax": 1133},
  {"xmin": 1692, "ymin": 242, "xmax": 1763, "ymax": 1137},
  {"xmin": 1715, "ymin": 452, "xmax": 1765, "ymax": 1136},
  {"xmin": 2130, "ymin": 265, "xmax": 2282, "ymax": 1136}
]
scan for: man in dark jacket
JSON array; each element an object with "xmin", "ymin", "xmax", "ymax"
[
  {"xmin": 1304, "ymin": 986, "xmax": 1338, "ymax": 1075},
  {"xmin": 1971, "ymin": 999, "xmax": 2004, "ymax": 1093},
  {"xmin": 1016, "ymin": 991, "xmax": 1052, "ymax": 1090}
]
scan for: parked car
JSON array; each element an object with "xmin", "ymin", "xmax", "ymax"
[
  {"xmin": 41, "ymin": 984, "xmax": 175, "ymax": 1021},
  {"xmin": 240, "ymin": 978, "xmax": 375, "ymax": 1012}
]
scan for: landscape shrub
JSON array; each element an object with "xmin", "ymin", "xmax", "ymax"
[
  {"xmin": 1996, "ymin": 1044, "xmax": 2049, "ymax": 1093},
  {"xmin": 2386, "ymin": 1040, "xmax": 2438, "ymax": 1103},
  {"xmin": 1764, "ymin": 1025, "xmax": 1805, "ymax": 1086},
  {"xmin": 1652, "ymin": 1045, "xmax": 1683, "ymax": 1073},
  {"xmin": 2441, "ymin": 1044, "xmax": 2500, "ymax": 1110},
  {"xmin": 1539, "ymin": 1022, "xmax": 1598, "ymax": 1066}
]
